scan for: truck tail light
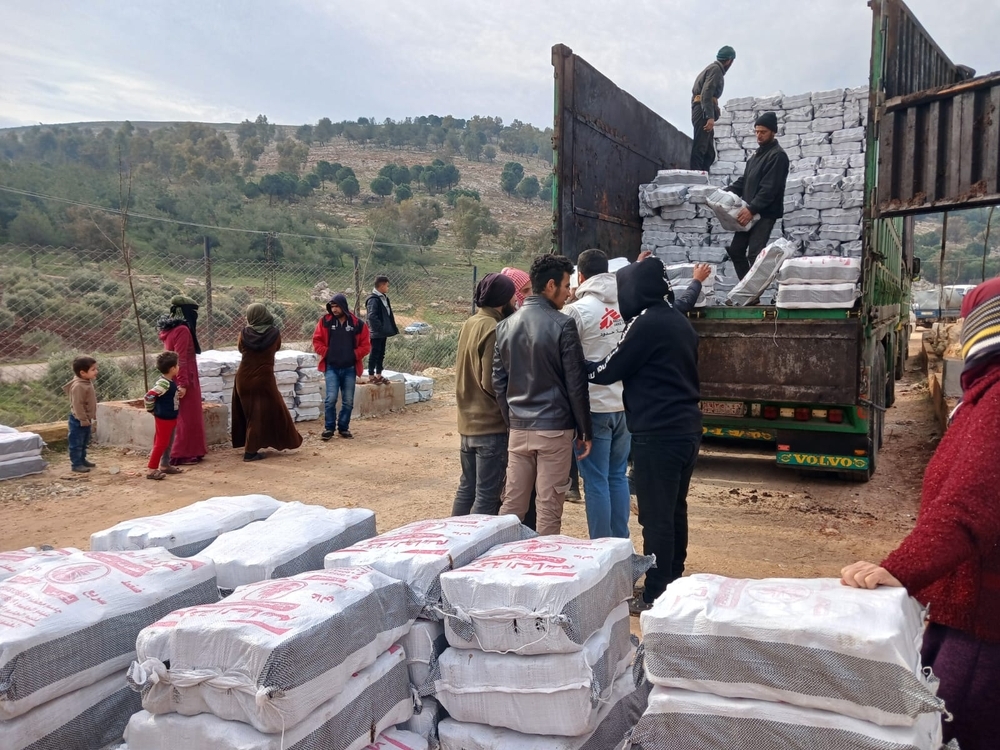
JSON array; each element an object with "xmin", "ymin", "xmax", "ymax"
[
  {"xmin": 763, "ymin": 405, "xmax": 779, "ymax": 420},
  {"xmin": 828, "ymin": 409, "xmax": 845, "ymax": 424},
  {"xmin": 794, "ymin": 408, "xmax": 811, "ymax": 421}
]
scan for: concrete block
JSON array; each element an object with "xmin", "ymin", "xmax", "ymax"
[
  {"xmin": 95, "ymin": 400, "xmax": 230, "ymax": 449},
  {"xmin": 17, "ymin": 422, "xmax": 68, "ymax": 443},
  {"xmin": 942, "ymin": 357, "xmax": 963, "ymax": 399},
  {"xmin": 350, "ymin": 382, "xmax": 405, "ymax": 417}
]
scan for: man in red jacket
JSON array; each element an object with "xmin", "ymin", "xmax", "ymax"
[
  {"xmin": 312, "ymin": 293, "xmax": 371, "ymax": 440},
  {"xmin": 841, "ymin": 277, "xmax": 1000, "ymax": 750}
]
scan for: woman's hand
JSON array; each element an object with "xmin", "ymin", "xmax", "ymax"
[
  {"xmin": 177, "ymin": 386, "xmax": 187, "ymax": 399},
  {"xmin": 840, "ymin": 561, "xmax": 903, "ymax": 589}
]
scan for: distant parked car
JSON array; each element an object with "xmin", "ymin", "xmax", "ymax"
[{"xmin": 404, "ymin": 321, "xmax": 432, "ymax": 335}]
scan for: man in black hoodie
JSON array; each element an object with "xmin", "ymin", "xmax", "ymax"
[
  {"xmin": 588, "ymin": 257, "xmax": 702, "ymax": 613},
  {"xmin": 726, "ymin": 111, "xmax": 790, "ymax": 279}
]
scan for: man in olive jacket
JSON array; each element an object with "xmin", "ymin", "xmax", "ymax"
[
  {"xmin": 726, "ymin": 111, "xmax": 790, "ymax": 279},
  {"xmin": 452, "ymin": 273, "xmax": 517, "ymax": 516},
  {"xmin": 690, "ymin": 45, "xmax": 736, "ymax": 171}
]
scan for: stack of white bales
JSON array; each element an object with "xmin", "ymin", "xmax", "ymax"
[
  {"xmin": 1, "ymin": 548, "xmax": 218, "ymax": 750},
  {"xmin": 90, "ymin": 494, "xmax": 283, "ymax": 557},
  {"xmin": 432, "ymin": 536, "xmax": 652, "ymax": 747},
  {"xmin": 294, "ymin": 351, "xmax": 324, "ymax": 421},
  {"xmin": 125, "ymin": 566, "xmax": 423, "ymax": 750},
  {"xmin": 273, "ymin": 349, "xmax": 300, "ymax": 413},
  {"xmin": 324, "ymin": 515, "xmax": 535, "ymax": 746},
  {"xmin": 631, "ymin": 574, "xmax": 946, "ymax": 749},
  {"xmin": 775, "ymin": 256, "xmax": 863, "ymax": 310},
  {"xmin": 0, "ymin": 425, "xmax": 47, "ymax": 481},
  {"xmin": 195, "ymin": 349, "xmax": 241, "ymax": 409},
  {"xmin": 383, "ymin": 370, "xmax": 435, "ymax": 404},
  {"xmin": 197, "ymin": 502, "xmax": 377, "ymax": 595}
]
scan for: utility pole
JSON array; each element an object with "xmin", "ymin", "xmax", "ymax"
[{"xmin": 204, "ymin": 236, "xmax": 214, "ymax": 349}]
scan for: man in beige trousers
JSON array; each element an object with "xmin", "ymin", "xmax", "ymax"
[{"xmin": 493, "ymin": 254, "xmax": 592, "ymax": 535}]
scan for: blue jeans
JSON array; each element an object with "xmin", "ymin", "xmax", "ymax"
[
  {"xmin": 453, "ymin": 432, "xmax": 509, "ymax": 516},
  {"xmin": 324, "ymin": 367, "xmax": 356, "ymax": 432},
  {"xmin": 68, "ymin": 414, "xmax": 91, "ymax": 468},
  {"xmin": 576, "ymin": 411, "xmax": 631, "ymax": 539},
  {"xmin": 631, "ymin": 432, "xmax": 701, "ymax": 604}
]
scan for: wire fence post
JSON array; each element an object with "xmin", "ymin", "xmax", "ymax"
[
  {"xmin": 471, "ymin": 265, "xmax": 478, "ymax": 315},
  {"xmin": 353, "ymin": 255, "xmax": 361, "ymax": 317},
  {"xmin": 203, "ymin": 236, "xmax": 215, "ymax": 349}
]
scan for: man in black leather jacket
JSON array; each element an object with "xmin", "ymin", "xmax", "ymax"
[
  {"xmin": 494, "ymin": 254, "xmax": 593, "ymax": 535},
  {"xmin": 588, "ymin": 257, "xmax": 701, "ymax": 613}
]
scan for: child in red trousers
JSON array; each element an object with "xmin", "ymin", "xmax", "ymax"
[{"xmin": 143, "ymin": 351, "xmax": 184, "ymax": 480}]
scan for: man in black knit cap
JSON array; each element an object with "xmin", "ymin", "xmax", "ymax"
[{"xmin": 725, "ymin": 111, "xmax": 790, "ymax": 280}]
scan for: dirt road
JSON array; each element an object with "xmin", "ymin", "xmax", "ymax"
[{"xmin": 0, "ymin": 342, "xmax": 938, "ymax": 585}]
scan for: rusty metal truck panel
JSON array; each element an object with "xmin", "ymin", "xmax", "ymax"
[{"xmin": 552, "ymin": 44, "xmax": 692, "ymax": 262}]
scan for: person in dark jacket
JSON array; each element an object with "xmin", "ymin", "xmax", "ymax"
[
  {"xmin": 312, "ymin": 293, "xmax": 372, "ymax": 440},
  {"xmin": 725, "ymin": 111, "xmax": 790, "ymax": 279},
  {"xmin": 841, "ymin": 278, "xmax": 1000, "ymax": 750},
  {"xmin": 365, "ymin": 275, "xmax": 399, "ymax": 384},
  {"xmin": 494, "ymin": 254, "xmax": 593, "ymax": 535},
  {"xmin": 690, "ymin": 46, "xmax": 736, "ymax": 171},
  {"xmin": 588, "ymin": 257, "xmax": 701, "ymax": 614}
]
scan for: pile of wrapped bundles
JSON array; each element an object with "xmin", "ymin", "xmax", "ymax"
[
  {"xmin": 0, "ymin": 424, "xmax": 47, "ymax": 481},
  {"xmin": 631, "ymin": 574, "xmax": 946, "ymax": 749},
  {"xmin": 432, "ymin": 536, "xmax": 654, "ymax": 748}
]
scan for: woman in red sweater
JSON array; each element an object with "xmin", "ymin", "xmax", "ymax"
[{"xmin": 841, "ymin": 278, "xmax": 1000, "ymax": 750}]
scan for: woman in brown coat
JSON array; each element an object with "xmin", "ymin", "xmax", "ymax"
[{"xmin": 231, "ymin": 303, "xmax": 303, "ymax": 461}]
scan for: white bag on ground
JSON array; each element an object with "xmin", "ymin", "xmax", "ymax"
[
  {"xmin": 630, "ymin": 687, "xmax": 942, "ymax": 750},
  {"xmin": 399, "ymin": 618, "xmax": 447, "ymax": 688},
  {"xmin": 778, "ymin": 256, "xmax": 861, "ymax": 284},
  {"xmin": 5, "ymin": 672, "xmax": 141, "ymax": 750},
  {"xmin": 0, "ymin": 549, "xmax": 217, "ymax": 720},
  {"xmin": 199, "ymin": 503, "xmax": 376, "ymax": 591},
  {"xmin": 726, "ymin": 239, "xmax": 794, "ymax": 306},
  {"xmin": 324, "ymin": 515, "xmax": 533, "ymax": 619},
  {"xmin": 776, "ymin": 283, "xmax": 860, "ymax": 309},
  {"xmin": 432, "ymin": 603, "xmax": 633, "ymax": 736},
  {"xmin": 639, "ymin": 575, "xmax": 943, "ymax": 726},
  {"xmin": 125, "ymin": 645, "xmax": 414, "ymax": 750},
  {"xmin": 706, "ymin": 190, "xmax": 760, "ymax": 232},
  {"xmin": 129, "ymin": 567, "xmax": 420, "ymax": 733},
  {"xmin": 437, "ymin": 671, "xmax": 651, "ymax": 750},
  {"xmin": 365, "ymin": 728, "xmax": 429, "ymax": 750},
  {"xmin": 441, "ymin": 536, "xmax": 650, "ymax": 655},
  {"xmin": 0, "ymin": 547, "xmax": 78, "ymax": 581},
  {"xmin": 90, "ymin": 495, "xmax": 282, "ymax": 556}
]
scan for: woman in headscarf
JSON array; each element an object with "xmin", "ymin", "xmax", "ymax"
[
  {"xmin": 231, "ymin": 303, "xmax": 303, "ymax": 461},
  {"xmin": 156, "ymin": 295, "xmax": 206, "ymax": 466},
  {"xmin": 841, "ymin": 277, "xmax": 1000, "ymax": 750},
  {"xmin": 501, "ymin": 267, "xmax": 531, "ymax": 310}
]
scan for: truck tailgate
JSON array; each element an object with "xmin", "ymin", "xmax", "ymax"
[{"xmin": 692, "ymin": 317, "xmax": 860, "ymax": 404}]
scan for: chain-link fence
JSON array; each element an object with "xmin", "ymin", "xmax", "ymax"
[{"xmin": 0, "ymin": 244, "xmax": 478, "ymax": 427}]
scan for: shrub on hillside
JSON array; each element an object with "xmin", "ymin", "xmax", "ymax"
[{"xmin": 43, "ymin": 352, "xmax": 132, "ymax": 403}]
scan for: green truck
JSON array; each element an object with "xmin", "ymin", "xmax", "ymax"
[{"xmin": 551, "ymin": 0, "xmax": 996, "ymax": 480}]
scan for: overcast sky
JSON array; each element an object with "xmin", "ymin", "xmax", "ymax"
[{"xmin": 2, "ymin": 0, "xmax": 998, "ymax": 133}]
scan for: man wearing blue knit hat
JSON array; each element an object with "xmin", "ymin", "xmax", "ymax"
[{"xmin": 690, "ymin": 46, "xmax": 736, "ymax": 171}]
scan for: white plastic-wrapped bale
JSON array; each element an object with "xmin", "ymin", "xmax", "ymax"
[
  {"xmin": 803, "ymin": 193, "xmax": 843, "ymax": 210},
  {"xmin": 806, "ymin": 173, "xmax": 844, "ymax": 193},
  {"xmin": 822, "ymin": 207, "xmax": 863, "ymax": 225},
  {"xmin": 658, "ymin": 205, "xmax": 698, "ymax": 221},
  {"xmin": 437, "ymin": 672, "xmax": 651, "ymax": 750},
  {"xmin": 90, "ymin": 494, "xmax": 282, "ymax": 557},
  {"xmin": 0, "ymin": 549, "xmax": 217, "ymax": 720},
  {"xmin": 804, "ymin": 240, "xmax": 843, "ymax": 257},
  {"xmin": 726, "ymin": 239, "xmax": 795, "ymax": 306},
  {"xmin": 812, "ymin": 88, "xmax": 847, "ymax": 105},
  {"xmin": 639, "ymin": 574, "xmax": 944, "ymax": 726},
  {"xmin": 431, "ymin": 604, "xmax": 633, "ymax": 736},
  {"xmin": 645, "ymin": 184, "xmax": 689, "ymax": 209},
  {"xmin": 630, "ymin": 688, "xmax": 942, "ymax": 750},
  {"xmin": 0, "ymin": 547, "xmax": 78, "ymax": 582},
  {"xmin": 125, "ymin": 645, "xmax": 414, "ymax": 750},
  {"xmin": 654, "ymin": 247, "xmax": 690, "ymax": 265},
  {"xmin": 652, "ymin": 169, "xmax": 709, "ymax": 185},
  {"xmin": 820, "ymin": 225, "xmax": 863, "ymax": 242},
  {"xmin": 4, "ymin": 672, "xmax": 141, "ymax": 750},
  {"xmin": 324, "ymin": 515, "xmax": 534, "ymax": 619},
  {"xmin": 782, "ymin": 210, "xmax": 821, "ymax": 228},
  {"xmin": 0, "ymin": 428, "xmax": 47, "ymax": 481},
  {"xmin": 199, "ymin": 503, "xmax": 377, "ymax": 592},
  {"xmin": 843, "ymin": 240, "xmax": 864, "ymax": 258},
  {"xmin": 440, "ymin": 536, "xmax": 650, "ymax": 655},
  {"xmin": 364, "ymin": 729, "xmax": 428, "ymax": 750},
  {"xmin": 705, "ymin": 190, "xmax": 759, "ymax": 233},
  {"xmin": 778, "ymin": 257, "xmax": 861, "ymax": 284},
  {"xmin": 129, "ymin": 567, "xmax": 420, "ymax": 734},
  {"xmin": 776, "ymin": 283, "xmax": 860, "ymax": 309},
  {"xmin": 399, "ymin": 696, "xmax": 441, "ymax": 747},
  {"xmin": 687, "ymin": 246, "xmax": 728, "ymax": 264},
  {"xmin": 398, "ymin": 618, "xmax": 448, "ymax": 689}
]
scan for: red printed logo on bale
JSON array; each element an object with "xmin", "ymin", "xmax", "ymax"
[
  {"xmin": 45, "ymin": 562, "xmax": 110, "ymax": 585},
  {"xmin": 244, "ymin": 579, "xmax": 307, "ymax": 601},
  {"xmin": 747, "ymin": 582, "xmax": 812, "ymax": 604}
]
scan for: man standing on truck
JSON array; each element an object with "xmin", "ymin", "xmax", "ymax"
[
  {"xmin": 725, "ymin": 111, "xmax": 790, "ymax": 280},
  {"xmin": 690, "ymin": 46, "xmax": 736, "ymax": 171}
]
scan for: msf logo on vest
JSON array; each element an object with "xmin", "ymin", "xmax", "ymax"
[{"xmin": 600, "ymin": 308, "xmax": 622, "ymax": 330}]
